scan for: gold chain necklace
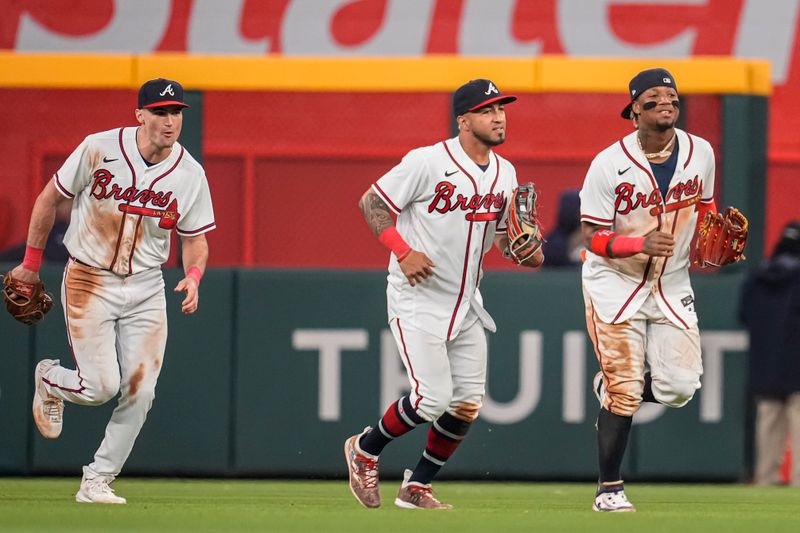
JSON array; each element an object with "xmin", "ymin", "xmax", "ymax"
[{"xmin": 637, "ymin": 131, "xmax": 676, "ymax": 160}]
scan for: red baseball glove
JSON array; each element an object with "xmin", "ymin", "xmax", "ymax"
[
  {"xmin": 691, "ymin": 206, "xmax": 749, "ymax": 268},
  {"xmin": 1, "ymin": 271, "xmax": 54, "ymax": 325}
]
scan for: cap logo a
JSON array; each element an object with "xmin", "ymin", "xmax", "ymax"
[
  {"xmin": 663, "ymin": 77, "xmax": 672, "ymax": 83},
  {"xmin": 159, "ymin": 84, "xmax": 175, "ymax": 97},
  {"xmin": 484, "ymin": 82, "xmax": 499, "ymax": 96}
]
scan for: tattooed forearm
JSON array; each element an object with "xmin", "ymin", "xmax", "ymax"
[{"xmin": 359, "ymin": 189, "xmax": 394, "ymax": 237}]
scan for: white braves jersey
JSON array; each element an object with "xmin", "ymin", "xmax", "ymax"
[
  {"xmin": 373, "ymin": 136, "xmax": 516, "ymax": 341},
  {"xmin": 580, "ymin": 128, "xmax": 715, "ymax": 328},
  {"xmin": 54, "ymin": 127, "xmax": 216, "ymax": 275}
]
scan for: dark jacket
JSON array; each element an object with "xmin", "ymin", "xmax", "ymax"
[
  {"xmin": 739, "ymin": 254, "xmax": 800, "ymax": 396},
  {"xmin": 544, "ymin": 189, "xmax": 581, "ymax": 268}
]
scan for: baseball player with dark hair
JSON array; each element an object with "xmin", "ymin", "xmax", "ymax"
[
  {"xmin": 12, "ymin": 78, "xmax": 215, "ymax": 503},
  {"xmin": 579, "ymin": 68, "xmax": 718, "ymax": 511},
  {"xmin": 344, "ymin": 79, "xmax": 543, "ymax": 510}
]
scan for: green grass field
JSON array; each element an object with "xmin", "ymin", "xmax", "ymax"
[{"xmin": 1, "ymin": 479, "xmax": 798, "ymax": 532}]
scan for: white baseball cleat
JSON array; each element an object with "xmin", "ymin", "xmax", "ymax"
[
  {"xmin": 592, "ymin": 488, "xmax": 636, "ymax": 512},
  {"xmin": 32, "ymin": 359, "xmax": 63, "ymax": 439},
  {"xmin": 593, "ymin": 371, "xmax": 605, "ymax": 405},
  {"xmin": 76, "ymin": 467, "xmax": 127, "ymax": 504}
]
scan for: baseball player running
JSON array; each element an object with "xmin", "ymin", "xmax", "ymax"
[
  {"xmin": 344, "ymin": 79, "xmax": 543, "ymax": 510},
  {"xmin": 580, "ymin": 68, "xmax": 717, "ymax": 511},
  {"xmin": 13, "ymin": 78, "xmax": 215, "ymax": 504}
]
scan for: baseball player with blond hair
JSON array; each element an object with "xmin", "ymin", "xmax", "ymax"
[
  {"xmin": 12, "ymin": 78, "xmax": 215, "ymax": 504},
  {"xmin": 579, "ymin": 68, "xmax": 719, "ymax": 511},
  {"xmin": 344, "ymin": 79, "xmax": 543, "ymax": 510}
]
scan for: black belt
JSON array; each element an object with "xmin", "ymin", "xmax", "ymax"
[
  {"xmin": 70, "ymin": 257, "xmax": 97, "ymax": 268},
  {"xmin": 70, "ymin": 256, "xmax": 140, "ymax": 278}
]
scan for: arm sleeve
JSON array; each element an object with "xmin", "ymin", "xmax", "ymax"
[
  {"xmin": 53, "ymin": 137, "xmax": 93, "ymax": 198},
  {"xmin": 371, "ymin": 149, "xmax": 429, "ymax": 214},
  {"xmin": 176, "ymin": 174, "xmax": 216, "ymax": 236},
  {"xmin": 579, "ymin": 158, "xmax": 616, "ymax": 226}
]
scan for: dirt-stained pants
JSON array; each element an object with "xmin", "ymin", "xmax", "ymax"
[
  {"xmin": 584, "ymin": 289, "xmax": 702, "ymax": 417},
  {"xmin": 41, "ymin": 260, "xmax": 167, "ymax": 478}
]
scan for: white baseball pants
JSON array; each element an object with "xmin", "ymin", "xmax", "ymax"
[
  {"xmin": 41, "ymin": 260, "xmax": 167, "ymax": 477},
  {"xmin": 585, "ymin": 290, "xmax": 703, "ymax": 417},
  {"xmin": 390, "ymin": 314, "xmax": 487, "ymax": 422}
]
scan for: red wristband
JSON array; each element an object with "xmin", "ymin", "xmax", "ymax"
[
  {"xmin": 591, "ymin": 231, "xmax": 644, "ymax": 258},
  {"xmin": 590, "ymin": 230, "xmax": 615, "ymax": 257},
  {"xmin": 378, "ymin": 227, "xmax": 412, "ymax": 262},
  {"xmin": 696, "ymin": 199, "xmax": 717, "ymax": 227},
  {"xmin": 186, "ymin": 266, "xmax": 202, "ymax": 285},
  {"xmin": 610, "ymin": 235, "xmax": 645, "ymax": 257},
  {"xmin": 22, "ymin": 245, "xmax": 44, "ymax": 272}
]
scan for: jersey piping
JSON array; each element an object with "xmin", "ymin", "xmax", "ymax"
[
  {"xmin": 54, "ymin": 173, "xmax": 75, "ymax": 198},
  {"xmin": 372, "ymin": 182, "xmax": 402, "ymax": 214},
  {"xmin": 655, "ymin": 215, "xmax": 690, "ymax": 329},
  {"xmin": 442, "ymin": 141, "xmax": 496, "ymax": 341},
  {"xmin": 474, "ymin": 155, "xmax": 501, "ymax": 289},
  {"xmin": 396, "ymin": 319, "xmax": 423, "ymax": 411},
  {"xmin": 178, "ymin": 221, "xmax": 217, "ymax": 236},
  {"xmin": 47, "ymin": 261, "xmax": 87, "ymax": 394},
  {"xmin": 109, "ymin": 127, "xmax": 136, "ymax": 271},
  {"xmin": 442, "ymin": 140, "xmax": 477, "ymax": 341},
  {"xmin": 682, "ymin": 133, "xmax": 694, "ymax": 170}
]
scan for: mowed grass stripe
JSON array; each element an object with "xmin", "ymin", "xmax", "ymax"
[{"xmin": 0, "ymin": 479, "xmax": 798, "ymax": 532}]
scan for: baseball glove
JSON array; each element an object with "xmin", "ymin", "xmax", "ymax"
[
  {"xmin": 505, "ymin": 182, "xmax": 543, "ymax": 265},
  {"xmin": 1, "ymin": 271, "xmax": 54, "ymax": 325},
  {"xmin": 692, "ymin": 206, "xmax": 749, "ymax": 268}
]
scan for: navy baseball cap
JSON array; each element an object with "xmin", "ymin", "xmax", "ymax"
[
  {"xmin": 138, "ymin": 78, "xmax": 189, "ymax": 109},
  {"xmin": 620, "ymin": 68, "xmax": 678, "ymax": 119},
  {"xmin": 453, "ymin": 79, "xmax": 517, "ymax": 117}
]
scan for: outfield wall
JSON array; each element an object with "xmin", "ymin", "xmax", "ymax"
[{"xmin": 0, "ymin": 266, "xmax": 750, "ymax": 481}]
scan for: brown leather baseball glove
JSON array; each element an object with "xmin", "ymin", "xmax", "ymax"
[
  {"xmin": 506, "ymin": 182, "xmax": 543, "ymax": 265},
  {"xmin": 691, "ymin": 206, "xmax": 749, "ymax": 268},
  {"xmin": 1, "ymin": 271, "xmax": 54, "ymax": 325}
]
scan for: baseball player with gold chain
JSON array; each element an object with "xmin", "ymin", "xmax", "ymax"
[
  {"xmin": 344, "ymin": 79, "xmax": 543, "ymax": 510},
  {"xmin": 11, "ymin": 78, "xmax": 215, "ymax": 504},
  {"xmin": 580, "ymin": 68, "xmax": 718, "ymax": 512}
]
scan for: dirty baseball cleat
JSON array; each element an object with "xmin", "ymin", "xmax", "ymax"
[
  {"xmin": 75, "ymin": 467, "xmax": 127, "ymax": 504},
  {"xmin": 395, "ymin": 469, "xmax": 453, "ymax": 510},
  {"xmin": 32, "ymin": 359, "xmax": 63, "ymax": 439},
  {"xmin": 344, "ymin": 427, "xmax": 380, "ymax": 508},
  {"xmin": 592, "ymin": 487, "xmax": 636, "ymax": 512}
]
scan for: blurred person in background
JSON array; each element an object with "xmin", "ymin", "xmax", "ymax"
[
  {"xmin": 543, "ymin": 188, "xmax": 582, "ymax": 267},
  {"xmin": 740, "ymin": 220, "xmax": 800, "ymax": 487},
  {"xmin": 0, "ymin": 201, "xmax": 71, "ymax": 263}
]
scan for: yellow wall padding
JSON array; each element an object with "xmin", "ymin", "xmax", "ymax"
[{"xmin": 0, "ymin": 52, "xmax": 771, "ymax": 95}]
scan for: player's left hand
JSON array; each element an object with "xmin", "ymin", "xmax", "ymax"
[{"xmin": 174, "ymin": 277, "xmax": 199, "ymax": 314}]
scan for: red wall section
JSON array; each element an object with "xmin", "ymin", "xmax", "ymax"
[{"xmin": 0, "ymin": 88, "xmax": 790, "ymax": 269}]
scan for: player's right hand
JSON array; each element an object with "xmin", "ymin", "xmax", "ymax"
[
  {"xmin": 642, "ymin": 230, "xmax": 675, "ymax": 257},
  {"xmin": 9, "ymin": 264, "xmax": 41, "ymax": 284},
  {"xmin": 398, "ymin": 250, "xmax": 435, "ymax": 287}
]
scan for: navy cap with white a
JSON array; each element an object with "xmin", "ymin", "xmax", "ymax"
[
  {"xmin": 620, "ymin": 68, "xmax": 678, "ymax": 119},
  {"xmin": 453, "ymin": 79, "xmax": 517, "ymax": 117},
  {"xmin": 137, "ymin": 78, "xmax": 190, "ymax": 109}
]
